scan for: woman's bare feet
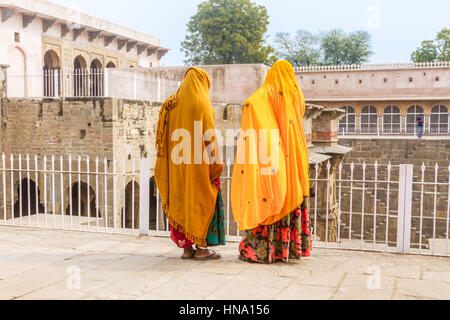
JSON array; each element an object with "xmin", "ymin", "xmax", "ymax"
[{"xmin": 181, "ymin": 246, "xmax": 195, "ymax": 259}]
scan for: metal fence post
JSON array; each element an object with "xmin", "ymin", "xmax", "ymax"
[
  {"xmin": 104, "ymin": 68, "xmax": 109, "ymax": 97},
  {"xmin": 133, "ymin": 73, "xmax": 137, "ymax": 100},
  {"xmin": 139, "ymin": 159, "xmax": 150, "ymax": 236},
  {"xmin": 397, "ymin": 164, "xmax": 413, "ymax": 254},
  {"xmin": 54, "ymin": 69, "xmax": 59, "ymax": 98}
]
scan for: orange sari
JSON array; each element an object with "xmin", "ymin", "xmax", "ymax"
[
  {"xmin": 155, "ymin": 67, "xmax": 223, "ymax": 247},
  {"xmin": 231, "ymin": 60, "xmax": 310, "ymax": 231}
]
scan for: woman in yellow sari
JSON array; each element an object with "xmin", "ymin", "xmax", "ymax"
[
  {"xmin": 155, "ymin": 67, "xmax": 226, "ymax": 260},
  {"xmin": 231, "ymin": 60, "xmax": 312, "ymax": 264}
]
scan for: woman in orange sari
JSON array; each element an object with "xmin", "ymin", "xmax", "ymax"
[
  {"xmin": 155, "ymin": 67, "xmax": 225, "ymax": 260},
  {"xmin": 231, "ymin": 60, "xmax": 311, "ymax": 264}
]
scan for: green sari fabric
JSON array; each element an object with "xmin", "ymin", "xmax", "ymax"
[{"xmin": 206, "ymin": 189, "xmax": 226, "ymax": 247}]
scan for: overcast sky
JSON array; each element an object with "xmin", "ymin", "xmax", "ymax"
[{"xmin": 48, "ymin": 0, "xmax": 449, "ymax": 66}]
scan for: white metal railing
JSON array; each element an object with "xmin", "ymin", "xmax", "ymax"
[
  {"xmin": 6, "ymin": 68, "xmax": 181, "ymax": 102},
  {"xmin": 310, "ymin": 161, "xmax": 450, "ymax": 257},
  {"xmin": 0, "ymin": 154, "xmax": 448, "ymax": 257},
  {"xmin": 339, "ymin": 115, "xmax": 450, "ymax": 136},
  {"xmin": 0, "ymin": 154, "xmax": 242, "ymax": 242},
  {"xmin": 294, "ymin": 61, "xmax": 450, "ymax": 72}
]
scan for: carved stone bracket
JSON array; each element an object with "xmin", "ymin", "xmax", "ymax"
[
  {"xmin": 88, "ymin": 30, "xmax": 102, "ymax": 43},
  {"xmin": 118, "ymin": 39, "xmax": 128, "ymax": 50},
  {"xmin": 305, "ymin": 103, "xmax": 325, "ymax": 120},
  {"xmin": 2, "ymin": 8, "xmax": 16, "ymax": 23},
  {"xmin": 147, "ymin": 47, "xmax": 158, "ymax": 56},
  {"xmin": 104, "ymin": 35, "xmax": 117, "ymax": 47},
  {"xmin": 61, "ymin": 24, "xmax": 70, "ymax": 38},
  {"xmin": 157, "ymin": 49, "xmax": 169, "ymax": 60},
  {"xmin": 73, "ymin": 27, "xmax": 86, "ymax": 41},
  {"xmin": 137, "ymin": 44, "xmax": 149, "ymax": 55},
  {"xmin": 22, "ymin": 14, "xmax": 36, "ymax": 28},
  {"xmin": 126, "ymin": 41, "xmax": 137, "ymax": 52},
  {"xmin": 43, "ymin": 19, "xmax": 57, "ymax": 33}
]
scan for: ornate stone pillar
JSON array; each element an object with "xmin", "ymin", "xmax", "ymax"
[{"xmin": 309, "ymin": 107, "xmax": 352, "ymax": 243}]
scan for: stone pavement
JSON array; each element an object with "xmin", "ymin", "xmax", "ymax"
[{"xmin": 0, "ymin": 226, "xmax": 449, "ymax": 300}]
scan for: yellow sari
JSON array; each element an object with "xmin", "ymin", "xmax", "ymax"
[
  {"xmin": 231, "ymin": 60, "xmax": 310, "ymax": 231},
  {"xmin": 155, "ymin": 67, "xmax": 223, "ymax": 247}
]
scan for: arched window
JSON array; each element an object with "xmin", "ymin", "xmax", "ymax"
[
  {"xmin": 430, "ymin": 105, "xmax": 449, "ymax": 134},
  {"xmin": 8, "ymin": 46, "xmax": 27, "ymax": 97},
  {"xmin": 90, "ymin": 59, "xmax": 103, "ymax": 97},
  {"xmin": 43, "ymin": 50, "xmax": 61, "ymax": 97},
  {"xmin": 73, "ymin": 55, "xmax": 87, "ymax": 97},
  {"xmin": 339, "ymin": 106, "xmax": 356, "ymax": 134},
  {"xmin": 106, "ymin": 62, "xmax": 116, "ymax": 68},
  {"xmin": 383, "ymin": 105, "xmax": 401, "ymax": 134},
  {"xmin": 65, "ymin": 182, "xmax": 97, "ymax": 217},
  {"xmin": 360, "ymin": 105, "xmax": 378, "ymax": 134},
  {"xmin": 406, "ymin": 105, "xmax": 424, "ymax": 134},
  {"xmin": 122, "ymin": 181, "xmax": 140, "ymax": 229}
]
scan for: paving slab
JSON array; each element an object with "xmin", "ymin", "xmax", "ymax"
[{"xmin": 0, "ymin": 226, "xmax": 449, "ymax": 300}]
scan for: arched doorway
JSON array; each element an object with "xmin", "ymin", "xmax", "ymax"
[
  {"xmin": 73, "ymin": 55, "xmax": 87, "ymax": 97},
  {"xmin": 383, "ymin": 105, "xmax": 401, "ymax": 134},
  {"xmin": 339, "ymin": 106, "xmax": 356, "ymax": 134},
  {"xmin": 43, "ymin": 50, "xmax": 61, "ymax": 97},
  {"xmin": 90, "ymin": 58, "xmax": 103, "ymax": 96},
  {"xmin": 13, "ymin": 179, "xmax": 44, "ymax": 218},
  {"xmin": 406, "ymin": 105, "xmax": 424, "ymax": 134},
  {"xmin": 122, "ymin": 181, "xmax": 139, "ymax": 229},
  {"xmin": 106, "ymin": 62, "xmax": 116, "ymax": 68},
  {"xmin": 360, "ymin": 105, "xmax": 378, "ymax": 134},
  {"xmin": 149, "ymin": 177, "xmax": 157, "ymax": 230},
  {"xmin": 430, "ymin": 105, "xmax": 449, "ymax": 134},
  {"xmin": 65, "ymin": 182, "xmax": 96, "ymax": 217},
  {"xmin": 8, "ymin": 47, "xmax": 27, "ymax": 97}
]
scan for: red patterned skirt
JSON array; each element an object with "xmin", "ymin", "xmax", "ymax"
[{"xmin": 239, "ymin": 199, "xmax": 312, "ymax": 264}]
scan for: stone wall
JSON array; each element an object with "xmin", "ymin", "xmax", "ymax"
[
  {"xmin": 133, "ymin": 64, "xmax": 269, "ymax": 104},
  {"xmin": 298, "ymin": 66, "xmax": 450, "ymax": 102},
  {"xmin": 0, "ymin": 97, "xmax": 239, "ymax": 230},
  {"xmin": 339, "ymin": 138, "xmax": 450, "ymax": 167},
  {"xmin": 0, "ymin": 97, "xmax": 163, "ymax": 226}
]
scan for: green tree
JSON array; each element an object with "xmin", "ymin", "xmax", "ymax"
[
  {"xmin": 181, "ymin": 0, "xmax": 276, "ymax": 65},
  {"xmin": 321, "ymin": 29, "xmax": 373, "ymax": 65},
  {"xmin": 435, "ymin": 28, "xmax": 450, "ymax": 61},
  {"xmin": 274, "ymin": 30, "xmax": 321, "ymax": 67},
  {"xmin": 411, "ymin": 28, "xmax": 450, "ymax": 62},
  {"xmin": 411, "ymin": 40, "xmax": 439, "ymax": 62}
]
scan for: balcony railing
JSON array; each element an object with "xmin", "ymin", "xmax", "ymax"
[
  {"xmin": 6, "ymin": 68, "xmax": 181, "ymax": 102},
  {"xmin": 294, "ymin": 61, "xmax": 450, "ymax": 72},
  {"xmin": 339, "ymin": 116, "xmax": 450, "ymax": 137}
]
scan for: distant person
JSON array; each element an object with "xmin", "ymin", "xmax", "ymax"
[
  {"xmin": 231, "ymin": 60, "xmax": 312, "ymax": 264},
  {"xmin": 155, "ymin": 67, "xmax": 225, "ymax": 260},
  {"xmin": 416, "ymin": 114, "xmax": 424, "ymax": 138}
]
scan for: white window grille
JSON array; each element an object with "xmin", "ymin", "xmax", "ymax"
[
  {"xmin": 383, "ymin": 105, "xmax": 401, "ymax": 134},
  {"xmin": 360, "ymin": 105, "xmax": 378, "ymax": 134},
  {"xmin": 339, "ymin": 106, "xmax": 356, "ymax": 134}
]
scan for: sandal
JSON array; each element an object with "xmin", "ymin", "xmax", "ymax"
[
  {"xmin": 181, "ymin": 249, "xmax": 197, "ymax": 260},
  {"xmin": 194, "ymin": 249, "xmax": 222, "ymax": 261}
]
